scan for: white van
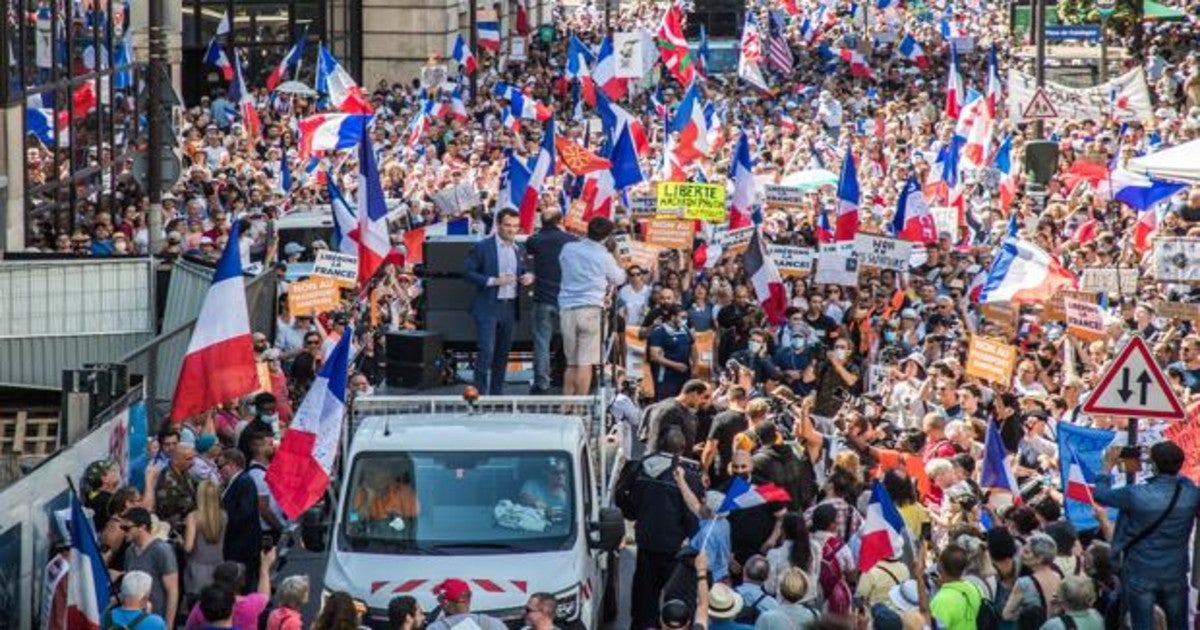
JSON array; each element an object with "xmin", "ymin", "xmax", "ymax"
[{"xmin": 322, "ymin": 395, "xmax": 624, "ymax": 629}]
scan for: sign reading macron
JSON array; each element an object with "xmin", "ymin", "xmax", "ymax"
[{"xmin": 656, "ymin": 182, "xmax": 727, "ymax": 222}]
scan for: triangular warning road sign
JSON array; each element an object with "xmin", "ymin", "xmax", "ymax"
[
  {"xmin": 1081, "ymin": 336, "xmax": 1185, "ymax": 420},
  {"xmin": 1022, "ymin": 88, "xmax": 1059, "ymax": 120}
]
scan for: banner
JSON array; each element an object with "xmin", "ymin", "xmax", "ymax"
[
  {"xmin": 644, "ymin": 218, "xmax": 694, "ymax": 250},
  {"xmin": 1065, "ymin": 298, "xmax": 1106, "ymax": 341},
  {"xmin": 853, "ymin": 233, "xmax": 912, "ymax": 270},
  {"xmin": 966, "ymin": 336, "xmax": 1017, "ymax": 384},
  {"xmin": 1154, "ymin": 238, "xmax": 1200, "ymax": 282},
  {"xmin": 1164, "ymin": 403, "xmax": 1200, "ymax": 485},
  {"xmin": 1155, "ymin": 299, "xmax": 1200, "ymax": 323},
  {"xmin": 312, "ymin": 250, "xmax": 358, "ymax": 287},
  {"xmin": 288, "ymin": 278, "xmax": 341, "ymax": 316},
  {"xmin": 931, "ymin": 208, "xmax": 959, "ymax": 241},
  {"xmin": 815, "ymin": 242, "xmax": 858, "ymax": 286},
  {"xmin": 713, "ymin": 225, "xmax": 754, "ymax": 254},
  {"xmin": 1080, "ymin": 268, "xmax": 1139, "ymax": 295},
  {"xmin": 762, "ymin": 184, "xmax": 806, "ymax": 207},
  {"xmin": 768, "ymin": 245, "xmax": 815, "ymax": 276},
  {"xmin": 1056, "ymin": 422, "xmax": 1117, "ymax": 531},
  {"xmin": 1008, "ymin": 67, "xmax": 1153, "ymax": 124},
  {"xmin": 627, "ymin": 195, "xmax": 657, "ymax": 216},
  {"xmin": 656, "ymin": 182, "xmax": 727, "ymax": 222},
  {"xmin": 613, "ymin": 31, "xmax": 644, "ymax": 78}
]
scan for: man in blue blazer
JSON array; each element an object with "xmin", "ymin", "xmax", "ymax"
[{"xmin": 464, "ymin": 208, "xmax": 533, "ymax": 394}]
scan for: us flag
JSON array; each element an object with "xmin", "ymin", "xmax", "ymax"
[{"xmin": 768, "ymin": 11, "xmax": 794, "ymax": 74}]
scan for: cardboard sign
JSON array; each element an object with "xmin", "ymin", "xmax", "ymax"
[
  {"xmin": 627, "ymin": 195, "xmax": 657, "ymax": 216},
  {"xmin": 762, "ymin": 184, "xmax": 806, "ymax": 207},
  {"xmin": 312, "ymin": 250, "xmax": 358, "ymax": 287},
  {"xmin": 979, "ymin": 301, "xmax": 1019, "ymax": 333},
  {"xmin": 815, "ymin": 242, "xmax": 859, "ymax": 287},
  {"xmin": 1165, "ymin": 403, "xmax": 1200, "ymax": 485},
  {"xmin": 654, "ymin": 206, "xmax": 687, "ymax": 219},
  {"xmin": 613, "ymin": 233, "xmax": 633, "ymax": 265},
  {"xmin": 656, "ymin": 182, "xmax": 727, "ymax": 223},
  {"xmin": 1080, "ymin": 267, "xmax": 1139, "ymax": 295},
  {"xmin": 768, "ymin": 245, "xmax": 814, "ymax": 277},
  {"xmin": 1043, "ymin": 290, "xmax": 1098, "ymax": 321},
  {"xmin": 1154, "ymin": 238, "xmax": 1200, "ymax": 282},
  {"xmin": 628, "ymin": 241, "xmax": 664, "ymax": 276},
  {"xmin": 644, "ymin": 219, "xmax": 694, "ymax": 251},
  {"xmin": 854, "ymin": 233, "xmax": 912, "ymax": 271},
  {"xmin": 431, "ymin": 181, "xmax": 482, "ymax": 214},
  {"xmin": 713, "ymin": 225, "xmax": 754, "ymax": 255},
  {"xmin": 931, "ymin": 207, "xmax": 959, "ymax": 241},
  {"xmin": 966, "ymin": 335, "xmax": 1018, "ymax": 384},
  {"xmin": 694, "ymin": 331, "xmax": 715, "ymax": 380},
  {"xmin": 1065, "ymin": 298, "xmax": 1106, "ymax": 341},
  {"xmin": 509, "ymin": 36, "xmax": 528, "ymax": 62},
  {"xmin": 287, "ymin": 277, "xmax": 341, "ymax": 316},
  {"xmin": 1155, "ymin": 299, "xmax": 1200, "ymax": 323},
  {"xmin": 613, "ymin": 31, "xmax": 644, "ymax": 78}
]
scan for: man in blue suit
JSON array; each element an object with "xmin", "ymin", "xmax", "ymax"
[{"xmin": 464, "ymin": 208, "xmax": 533, "ymax": 395}]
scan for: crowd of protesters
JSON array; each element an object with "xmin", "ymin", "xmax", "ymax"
[{"xmin": 57, "ymin": 0, "xmax": 1200, "ymax": 628}]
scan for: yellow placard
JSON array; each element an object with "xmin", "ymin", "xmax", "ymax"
[{"xmin": 656, "ymin": 182, "xmax": 727, "ymax": 223}]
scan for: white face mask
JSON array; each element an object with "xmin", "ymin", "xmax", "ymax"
[
  {"xmin": 834, "ymin": 349, "xmax": 849, "ymax": 361},
  {"xmin": 749, "ymin": 341, "xmax": 763, "ymax": 354}
]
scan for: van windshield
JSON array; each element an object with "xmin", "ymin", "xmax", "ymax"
[{"xmin": 340, "ymin": 451, "xmax": 576, "ymax": 554}]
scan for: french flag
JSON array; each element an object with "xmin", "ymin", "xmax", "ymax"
[
  {"xmin": 728, "ymin": 133, "xmax": 755, "ymax": 230},
  {"xmin": 1133, "ymin": 207, "xmax": 1158, "ymax": 252},
  {"xmin": 520, "ymin": 119, "xmax": 556, "ymax": 235},
  {"xmin": 610, "ymin": 123, "xmax": 645, "ymax": 191},
  {"xmin": 494, "ymin": 82, "xmax": 552, "ymax": 121},
  {"xmin": 834, "ymin": 146, "xmax": 860, "ymax": 241},
  {"xmin": 980, "ymin": 238, "xmax": 1078, "ymax": 305},
  {"xmin": 170, "ymin": 222, "xmax": 258, "ymax": 422},
  {"xmin": 1063, "ymin": 446, "xmax": 1095, "ymax": 506},
  {"xmin": 1111, "ymin": 168, "xmax": 1186, "ymax": 211},
  {"xmin": 890, "ymin": 176, "xmax": 937, "ymax": 243},
  {"xmin": 317, "ymin": 45, "xmax": 373, "ymax": 115},
  {"xmin": 266, "ymin": 37, "xmax": 306, "ymax": 92},
  {"xmin": 896, "ymin": 34, "xmax": 929, "ymax": 69},
  {"xmin": 402, "ymin": 218, "xmax": 471, "ymax": 266},
  {"xmin": 66, "ymin": 491, "xmax": 109, "ymax": 630},
  {"xmin": 745, "ymin": 227, "xmax": 787, "ymax": 325},
  {"xmin": 670, "ymin": 81, "xmax": 710, "ymax": 165},
  {"xmin": 327, "ymin": 175, "xmax": 360, "ymax": 256},
  {"xmin": 945, "ymin": 46, "xmax": 963, "ymax": 119},
  {"xmin": 980, "ymin": 419, "xmax": 1022, "ymax": 504},
  {"xmin": 858, "ymin": 481, "xmax": 908, "ymax": 572},
  {"xmin": 266, "ymin": 326, "xmax": 352, "ymax": 519},
  {"xmin": 995, "ymin": 135, "xmax": 1017, "ymax": 211},
  {"xmin": 26, "ymin": 107, "xmax": 66, "ymax": 146},
  {"xmin": 229, "ymin": 49, "xmax": 261, "ymax": 138},
  {"xmin": 498, "ymin": 149, "xmax": 533, "ymax": 212},
  {"xmin": 815, "ymin": 210, "xmax": 835, "ymax": 244},
  {"xmin": 717, "ymin": 476, "xmax": 791, "ymax": 513},
  {"xmin": 406, "ymin": 108, "xmax": 430, "ymax": 147},
  {"xmin": 984, "ymin": 44, "xmax": 1001, "ymax": 118},
  {"xmin": 451, "ymin": 33, "xmax": 477, "ymax": 75},
  {"xmin": 835, "ymin": 47, "xmax": 874, "ymax": 78},
  {"xmin": 593, "ymin": 36, "xmax": 629, "ymax": 101},
  {"xmin": 355, "ymin": 135, "xmax": 396, "ymax": 288},
  {"xmin": 297, "ymin": 113, "xmax": 369, "ymax": 159},
  {"xmin": 514, "ymin": 0, "xmax": 531, "ymax": 35},
  {"xmin": 478, "ymin": 21, "xmax": 501, "ymax": 53},
  {"xmin": 203, "ymin": 37, "xmax": 234, "ymax": 81},
  {"xmin": 595, "ymin": 89, "xmax": 650, "ymax": 155},
  {"xmin": 501, "ymin": 106, "xmax": 521, "ymax": 133},
  {"xmin": 582, "ymin": 139, "xmax": 617, "ymax": 221}
]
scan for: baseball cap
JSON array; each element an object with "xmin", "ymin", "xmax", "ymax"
[
  {"xmin": 433, "ymin": 578, "xmax": 471, "ymax": 603},
  {"xmin": 196, "ymin": 433, "xmax": 218, "ymax": 454}
]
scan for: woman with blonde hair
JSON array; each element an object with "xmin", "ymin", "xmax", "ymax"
[{"xmin": 183, "ymin": 479, "xmax": 227, "ymax": 601}]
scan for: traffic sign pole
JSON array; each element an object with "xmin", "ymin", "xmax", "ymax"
[{"xmin": 1126, "ymin": 417, "xmax": 1138, "ymax": 486}]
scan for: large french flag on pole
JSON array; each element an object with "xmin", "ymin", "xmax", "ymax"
[
  {"xmin": 317, "ymin": 45, "xmax": 373, "ymax": 115},
  {"xmin": 979, "ymin": 237, "xmax": 1078, "ymax": 304},
  {"xmin": 266, "ymin": 37, "xmax": 306, "ymax": 92},
  {"xmin": 834, "ymin": 146, "xmax": 860, "ymax": 241},
  {"xmin": 297, "ymin": 113, "xmax": 369, "ymax": 159},
  {"xmin": 858, "ymin": 480, "xmax": 907, "ymax": 572},
  {"xmin": 267, "ymin": 327, "xmax": 352, "ymax": 519},
  {"xmin": 519, "ymin": 118, "xmax": 556, "ymax": 235},
  {"xmin": 356, "ymin": 136, "xmax": 394, "ymax": 289},
  {"xmin": 728, "ymin": 132, "xmax": 755, "ymax": 230},
  {"xmin": 717, "ymin": 476, "xmax": 790, "ymax": 513},
  {"xmin": 890, "ymin": 176, "xmax": 937, "ymax": 243},
  {"xmin": 744, "ymin": 227, "xmax": 787, "ymax": 325},
  {"xmin": 170, "ymin": 223, "xmax": 258, "ymax": 422},
  {"xmin": 66, "ymin": 491, "xmax": 109, "ymax": 630},
  {"xmin": 980, "ymin": 419, "xmax": 1022, "ymax": 504},
  {"xmin": 203, "ymin": 37, "xmax": 234, "ymax": 81}
]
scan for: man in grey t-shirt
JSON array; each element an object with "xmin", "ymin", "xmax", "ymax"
[{"xmin": 122, "ymin": 507, "xmax": 179, "ymax": 624}]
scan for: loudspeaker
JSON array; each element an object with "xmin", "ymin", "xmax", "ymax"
[
  {"xmin": 1024, "ymin": 140, "xmax": 1060, "ymax": 185},
  {"xmin": 385, "ymin": 362, "xmax": 443, "ymax": 389},
  {"xmin": 385, "ymin": 331, "xmax": 443, "ymax": 365},
  {"xmin": 423, "ymin": 237, "xmax": 480, "ymax": 276},
  {"xmin": 423, "ymin": 277, "xmax": 475, "ymax": 311},
  {"xmin": 424, "ymin": 287, "xmax": 536, "ymax": 351}
]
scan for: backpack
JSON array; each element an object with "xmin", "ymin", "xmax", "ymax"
[
  {"xmin": 1016, "ymin": 576, "xmax": 1051, "ymax": 630},
  {"xmin": 817, "ymin": 536, "xmax": 852, "ymax": 616},
  {"xmin": 945, "ymin": 582, "xmax": 1000, "ymax": 630},
  {"xmin": 611, "ymin": 457, "xmax": 642, "ymax": 520},
  {"xmin": 103, "ymin": 610, "xmax": 149, "ymax": 630},
  {"xmin": 734, "ymin": 590, "xmax": 770, "ymax": 624}
]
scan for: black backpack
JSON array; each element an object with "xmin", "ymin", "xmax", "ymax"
[
  {"xmin": 734, "ymin": 590, "xmax": 770, "ymax": 624},
  {"xmin": 612, "ymin": 457, "xmax": 642, "ymax": 520},
  {"xmin": 103, "ymin": 609, "xmax": 149, "ymax": 630}
]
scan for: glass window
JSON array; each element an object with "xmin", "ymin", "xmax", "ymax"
[
  {"xmin": 341, "ymin": 451, "xmax": 576, "ymax": 555},
  {"xmin": 234, "ymin": 4, "xmax": 290, "ymax": 43}
]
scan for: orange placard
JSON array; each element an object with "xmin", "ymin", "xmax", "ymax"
[
  {"xmin": 287, "ymin": 278, "xmax": 341, "ymax": 317},
  {"xmin": 1165, "ymin": 403, "xmax": 1200, "ymax": 484},
  {"xmin": 966, "ymin": 335, "xmax": 1018, "ymax": 384},
  {"xmin": 643, "ymin": 218, "xmax": 695, "ymax": 251},
  {"xmin": 694, "ymin": 331, "xmax": 715, "ymax": 381},
  {"xmin": 628, "ymin": 241, "xmax": 664, "ymax": 277}
]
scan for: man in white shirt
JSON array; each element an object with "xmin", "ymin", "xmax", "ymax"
[
  {"xmin": 617, "ymin": 264, "xmax": 652, "ymax": 326},
  {"xmin": 558, "ymin": 217, "xmax": 626, "ymax": 396}
]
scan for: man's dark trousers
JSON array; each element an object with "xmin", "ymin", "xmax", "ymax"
[{"xmin": 474, "ymin": 299, "xmax": 516, "ymax": 395}]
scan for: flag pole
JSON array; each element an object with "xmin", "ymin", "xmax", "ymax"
[{"xmin": 65, "ymin": 475, "xmax": 119, "ymax": 600}]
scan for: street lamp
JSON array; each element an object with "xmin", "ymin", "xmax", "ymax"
[{"xmin": 1097, "ymin": 0, "xmax": 1116, "ymax": 83}]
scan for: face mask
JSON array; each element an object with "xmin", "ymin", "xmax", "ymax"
[
  {"xmin": 261, "ymin": 413, "xmax": 279, "ymax": 425},
  {"xmin": 835, "ymin": 349, "xmax": 849, "ymax": 361},
  {"xmin": 358, "ymin": 385, "xmax": 375, "ymax": 397},
  {"xmin": 790, "ymin": 337, "xmax": 805, "ymax": 350},
  {"xmin": 883, "ymin": 331, "xmax": 898, "ymax": 344},
  {"xmin": 749, "ymin": 341, "xmax": 762, "ymax": 354}
]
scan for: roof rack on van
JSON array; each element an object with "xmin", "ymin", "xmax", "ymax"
[{"xmin": 349, "ymin": 393, "xmax": 609, "ymax": 442}]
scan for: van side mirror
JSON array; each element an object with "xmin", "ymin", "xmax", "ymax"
[{"xmin": 590, "ymin": 507, "xmax": 624, "ymax": 552}]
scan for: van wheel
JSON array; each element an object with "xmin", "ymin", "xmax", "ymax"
[{"xmin": 602, "ymin": 552, "xmax": 619, "ymax": 623}]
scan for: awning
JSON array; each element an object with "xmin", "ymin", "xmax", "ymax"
[
  {"xmin": 1144, "ymin": 0, "xmax": 1186, "ymax": 21},
  {"xmin": 1127, "ymin": 139, "xmax": 1200, "ymax": 184}
]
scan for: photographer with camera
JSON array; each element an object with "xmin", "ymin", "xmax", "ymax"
[{"xmin": 808, "ymin": 336, "xmax": 860, "ymax": 431}]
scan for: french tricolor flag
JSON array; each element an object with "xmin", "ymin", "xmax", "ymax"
[
  {"xmin": 670, "ymin": 81, "xmax": 711, "ymax": 165},
  {"xmin": 980, "ymin": 237, "xmax": 1077, "ymax": 305},
  {"xmin": 897, "ymin": 34, "xmax": 929, "ymax": 69},
  {"xmin": 266, "ymin": 37, "xmax": 306, "ymax": 92},
  {"xmin": 744, "ymin": 227, "xmax": 787, "ymax": 326},
  {"xmin": 297, "ymin": 113, "xmax": 369, "ymax": 159},
  {"xmin": 317, "ymin": 45, "xmax": 373, "ymax": 115},
  {"xmin": 478, "ymin": 21, "xmax": 501, "ymax": 53},
  {"xmin": 1063, "ymin": 446, "xmax": 1095, "ymax": 506},
  {"xmin": 858, "ymin": 481, "xmax": 907, "ymax": 572},
  {"xmin": 945, "ymin": 46, "xmax": 963, "ymax": 119},
  {"xmin": 890, "ymin": 176, "xmax": 937, "ymax": 243},
  {"xmin": 593, "ymin": 36, "xmax": 629, "ymax": 101},
  {"xmin": 451, "ymin": 33, "xmax": 477, "ymax": 75},
  {"xmin": 169, "ymin": 222, "xmax": 259, "ymax": 422},
  {"xmin": 728, "ymin": 133, "xmax": 755, "ymax": 230},
  {"xmin": 834, "ymin": 146, "xmax": 860, "ymax": 241},
  {"xmin": 355, "ymin": 135, "xmax": 397, "ymax": 289},
  {"xmin": 267, "ymin": 326, "xmax": 353, "ymax": 519},
  {"xmin": 402, "ymin": 218, "xmax": 471, "ymax": 266},
  {"xmin": 980, "ymin": 417, "xmax": 1022, "ymax": 504},
  {"xmin": 520, "ymin": 118, "xmax": 556, "ymax": 235},
  {"xmin": 204, "ymin": 37, "xmax": 234, "ymax": 81},
  {"xmin": 995, "ymin": 135, "xmax": 1017, "ymax": 211},
  {"xmin": 66, "ymin": 491, "xmax": 109, "ymax": 630},
  {"xmin": 327, "ymin": 175, "xmax": 360, "ymax": 256},
  {"xmin": 718, "ymin": 476, "xmax": 791, "ymax": 513}
]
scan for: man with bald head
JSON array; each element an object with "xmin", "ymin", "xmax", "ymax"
[{"xmin": 524, "ymin": 207, "xmax": 576, "ymax": 394}]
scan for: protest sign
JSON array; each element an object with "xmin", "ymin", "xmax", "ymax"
[
  {"xmin": 979, "ymin": 302, "xmax": 1018, "ymax": 333},
  {"xmin": 768, "ymin": 245, "xmax": 814, "ymax": 277},
  {"xmin": 1008, "ymin": 67, "xmax": 1152, "ymax": 124},
  {"xmin": 931, "ymin": 207, "xmax": 959, "ymax": 241},
  {"xmin": 509, "ymin": 36, "xmax": 527, "ymax": 61},
  {"xmin": 654, "ymin": 206, "xmax": 687, "ymax": 219},
  {"xmin": 420, "ymin": 64, "xmax": 448, "ymax": 89},
  {"xmin": 1154, "ymin": 238, "xmax": 1200, "ymax": 282},
  {"xmin": 1080, "ymin": 267, "xmax": 1139, "ymax": 295},
  {"xmin": 713, "ymin": 225, "xmax": 754, "ymax": 255},
  {"xmin": 694, "ymin": 331, "xmax": 715, "ymax": 380},
  {"xmin": 815, "ymin": 242, "xmax": 858, "ymax": 286},
  {"xmin": 628, "ymin": 241, "xmax": 663, "ymax": 275},
  {"xmin": 613, "ymin": 31, "xmax": 644, "ymax": 78},
  {"xmin": 1165, "ymin": 403, "xmax": 1200, "ymax": 485},
  {"xmin": 287, "ymin": 278, "xmax": 341, "ymax": 316},
  {"xmin": 656, "ymin": 182, "xmax": 727, "ymax": 222},
  {"xmin": 853, "ymin": 233, "xmax": 912, "ymax": 270},
  {"xmin": 644, "ymin": 218, "xmax": 695, "ymax": 250},
  {"xmin": 1043, "ymin": 290, "xmax": 1098, "ymax": 321},
  {"xmin": 1155, "ymin": 299, "xmax": 1200, "ymax": 323},
  {"xmin": 966, "ymin": 336, "xmax": 1017, "ymax": 384},
  {"xmin": 627, "ymin": 195, "xmax": 657, "ymax": 216},
  {"xmin": 762, "ymin": 184, "xmax": 806, "ymax": 207},
  {"xmin": 613, "ymin": 234, "xmax": 632, "ymax": 265},
  {"xmin": 313, "ymin": 250, "xmax": 358, "ymax": 287},
  {"xmin": 1065, "ymin": 298, "xmax": 1106, "ymax": 341},
  {"xmin": 431, "ymin": 181, "xmax": 482, "ymax": 214}
]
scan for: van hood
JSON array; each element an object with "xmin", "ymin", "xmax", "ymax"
[{"xmin": 325, "ymin": 547, "xmax": 583, "ymax": 616}]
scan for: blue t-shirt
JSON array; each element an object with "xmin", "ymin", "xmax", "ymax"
[
  {"xmin": 649, "ymin": 324, "xmax": 693, "ymax": 383},
  {"xmin": 106, "ymin": 608, "xmax": 168, "ymax": 630}
]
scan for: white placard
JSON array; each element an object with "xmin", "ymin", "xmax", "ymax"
[
  {"xmin": 1008, "ymin": 68, "xmax": 1153, "ymax": 124},
  {"xmin": 510, "ymin": 36, "xmax": 528, "ymax": 62},
  {"xmin": 762, "ymin": 184, "xmax": 807, "ymax": 207},
  {"xmin": 767, "ymin": 245, "xmax": 815, "ymax": 274},
  {"xmin": 614, "ymin": 31, "xmax": 645, "ymax": 79},
  {"xmin": 1080, "ymin": 267, "xmax": 1140, "ymax": 295},
  {"xmin": 420, "ymin": 65, "xmax": 448, "ymax": 89},
  {"xmin": 815, "ymin": 242, "xmax": 859, "ymax": 286},
  {"xmin": 931, "ymin": 207, "xmax": 959, "ymax": 241},
  {"xmin": 853, "ymin": 233, "xmax": 913, "ymax": 271},
  {"xmin": 713, "ymin": 225, "xmax": 755, "ymax": 250},
  {"xmin": 313, "ymin": 250, "xmax": 358, "ymax": 285},
  {"xmin": 1154, "ymin": 238, "xmax": 1200, "ymax": 282},
  {"xmin": 627, "ymin": 195, "xmax": 657, "ymax": 216}
]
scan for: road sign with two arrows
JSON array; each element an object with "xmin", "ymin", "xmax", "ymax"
[{"xmin": 1082, "ymin": 336, "xmax": 1186, "ymax": 420}]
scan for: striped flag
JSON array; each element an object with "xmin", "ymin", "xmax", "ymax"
[{"xmin": 767, "ymin": 11, "xmax": 794, "ymax": 74}]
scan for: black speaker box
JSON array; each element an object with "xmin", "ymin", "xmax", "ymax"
[
  {"xmin": 423, "ymin": 276, "xmax": 476, "ymax": 311},
  {"xmin": 385, "ymin": 362, "xmax": 443, "ymax": 389},
  {"xmin": 423, "ymin": 287, "xmax": 535, "ymax": 351},
  {"xmin": 385, "ymin": 330, "xmax": 443, "ymax": 365},
  {"xmin": 422, "ymin": 236, "xmax": 480, "ymax": 276},
  {"xmin": 1024, "ymin": 140, "xmax": 1060, "ymax": 186}
]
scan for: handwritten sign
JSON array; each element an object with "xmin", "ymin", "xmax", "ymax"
[
  {"xmin": 430, "ymin": 181, "xmax": 482, "ymax": 214},
  {"xmin": 966, "ymin": 336, "xmax": 1018, "ymax": 384},
  {"xmin": 768, "ymin": 245, "xmax": 814, "ymax": 276},
  {"xmin": 694, "ymin": 331, "xmax": 715, "ymax": 380},
  {"xmin": 1080, "ymin": 268, "xmax": 1139, "ymax": 295},
  {"xmin": 287, "ymin": 277, "xmax": 341, "ymax": 316},
  {"xmin": 644, "ymin": 218, "xmax": 694, "ymax": 250},
  {"xmin": 853, "ymin": 233, "xmax": 912, "ymax": 271},
  {"xmin": 627, "ymin": 195, "xmax": 657, "ymax": 216},
  {"xmin": 1008, "ymin": 68, "xmax": 1153, "ymax": 124},
  {"xmin": 1165, "ymin": 403, "xmax": 1200, "ymax": 484},
  {"xmin": 1155, "ymin": 238, "xmax": 1200, "ymax": 282},
  {"xmin": 656, "ymin": 182, "xmax": 727, "ymax": 223},
  {"xmin": 762, "ymin": 184, "xmax": 806, "ymax": 207},
  {"xmin": 1043, "ymin": 290, "xmax": 1098, "ymax": 321},
  {"xmin": 1155, "ymin": 299, "xmax": 1200, "ymax": 323},
  {"xmin": 931, "ymin": 207, "xmax": 959, "ymax": 241},
  {"xmin": 628, "ymin": 241, "xmax": 664, "ymax": 276},
  {"xmin": 713, "ymin": 225, "xmax": 754, "ymax": 255},
  {"xmin": 312, "ymin": 250, "xmax": 358, "ymax": 287},
  {"xmin": 815, "ymin": 242, "xmax": 858, "ymax": 286},
  {"xmin": 979, "ymin": 302, "xmax": 1019, "ymax": 333},
  {"xmin": 613, "ymin": 233, "xmax": 632, "ymax": 265},
  {"xmin": 1065, "ymin": 298, "xmax": 1106, "ymax": 341}
]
